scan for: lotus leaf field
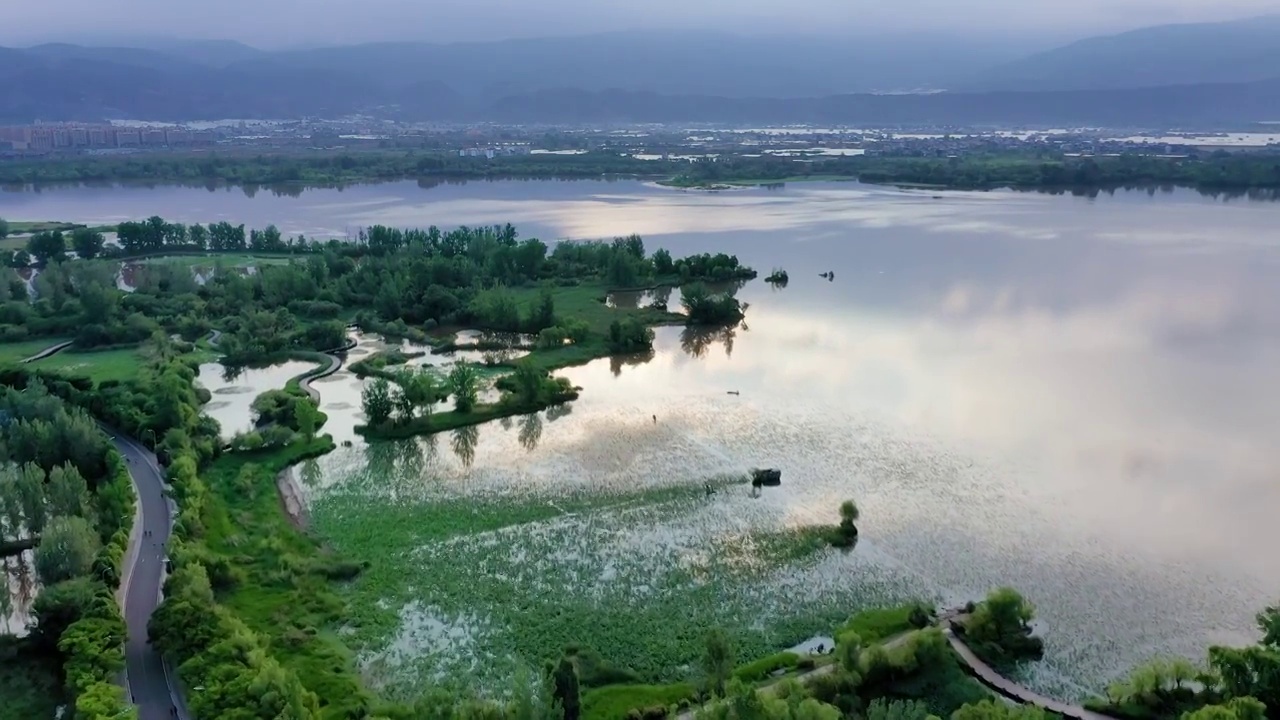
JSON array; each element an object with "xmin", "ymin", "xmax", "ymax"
[{"xmin": 304, "ymin": 439, "xmax": 927, "ymax": 700}]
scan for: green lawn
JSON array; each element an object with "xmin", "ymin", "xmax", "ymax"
[
  {"xmin": 0, "ymin": 221, "xmax": 116, "ymax": 249},
  {"xmin": 507, "ymin": 282, "xmax": 683, "ymax": 337},
  {"xmin": 28, "ymin": 347, "xmax": 147, "ymax": 383},
  {"xmin": 583, "ymin": 682, "xmax": 697, "ymax": 720},
  {"xmin": 0, "ymin": 337, "xmax": 72, "ymax": 365},
  {"xmin": 836, "ymin": 604, "xmax": 924, "ymax": 644},
  {"xmin": 198, "ymin": 439, "xmax": 373, "ymax": 719},
  {"xmin": 138, "ymin": 253, "xmax": 296, "ymax": 268}
]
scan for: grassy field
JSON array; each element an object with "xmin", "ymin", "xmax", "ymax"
[
  {"xmin": 137, "ymin": 253, "xmax": 297, "ymax": 268},
  {"xmin": 836, "ymin": 604, "xmax": 923, "ymax": 644},
  {"xmin": 495, "ymin": 282, "xmax": 683, "ymax": 374},
  {"xmin": 583, "ymin": 682, "xmax": 697, "ymax": 720},
  {"xmin": 0, "ymin": 221, "xmax": 116, "ymax": 250},
  {"xmin": 27, "ymin": 347, "xmax": 149, "ymax": 384},
  {"xmin": 198, "ymin": 439, "xmax": 374, "ymax": 719},
  {"xmin": 508, "ymin": 282, "xmax": 683, "ymax": 336},
  {"xmin": 19, "ymin": 344, "xmax": 216, "ymax": 384},
  {"xmin": 0, "ymin": 337, "xmax": 72, "ymax": 365}
]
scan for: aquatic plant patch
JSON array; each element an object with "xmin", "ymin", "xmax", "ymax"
[{"xmin": 309, "ymin": 477, "xmax": 923, "ymax": 699}]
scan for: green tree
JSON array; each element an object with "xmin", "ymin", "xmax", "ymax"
[
  {"xmin": 26, "ymin": 230, "xmax": 66, "ymax": 264},
  {"xmin": 550, "ymin": 656, "xmax": 581, "ymax": 720},
  {"xmin": 46, "ymin": 465, "xmax": 91, "ymax": 520},
  {"xmin": 836, "ymin": 631, "xmax": 863, "ymax": 674},
  {"xmin": 17, "ymin": 464, "xmax": 47, "ymax": 535},
  {"xmin": 1181, "ymin": 697, "xmax": 1267, "ymax": 720},
  {"xmin": 1209, "ymin": 644, "xmax": 1280, "ymax": 714},
  {"xmin": 448, "ymin": 363, "xmax": 481, "ymax": 414},
  {"xmin": 60, "ymin": 613, "xmax": 127, "ymax": 692},
  {"xmin": 70, "ymin": 228, "xmax": 106, "ymax": 259},
  {"xmin": 0, "ymin": 217, "xmax": 9, "ymax": 239},
  {"xmin": 703, "ymin": 628, "xmax": 735, "ymax": 697},
  {"xmin": 653, "ymin": 248, "xmax": 674, "ymax": 275},
  {"xmin": 73, "ymin": 681, "xmax": 138, "ymax": 720},
  {"xmin": 528, "ymin": 287, "xmax": 557, "ymax": 331},
  {"xmin": 362, "ymin": 378, "xmax": 394, "ymax": 426},
  {"xmin": 294, "ymin": 397, "xmax": 319, "ymax": 440},
  {"xmin": 30, "ymin": 576, "xmax": 98, "ymax": 653},
  {"xmin": 866, "ymin": 699, "xmax": 938, "ymax": 720},
  {"xmin": 950, "ymin": 701, "xmax": 1046, "ymax": 719},
  {"xmin": 963, "ymin": 587, "xmax": 1044, "ymax": 662},
  {"xmin": 35, "ymin": 515, "xmax": 102, "ymax": 584},
  {"xmin": 394, "ymin": 367, "xmax": 443, "ymax": 418},
  {"xmin": 830, "ymin": 499, "xmax": 859, "ymax": 547},
  {"xmin": 510, "ymin": 362, "xmax": 545, "ymax": 406},
  {"xmin": 188, "ymin": 223, "xmax": 208, "ymax": 250},
  {"xmin": 1258, "ymin": 604, "xmax": 1280, "ymax": 648}
]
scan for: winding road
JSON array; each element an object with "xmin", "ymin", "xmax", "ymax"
[
  {"xmin": 21, "ymin": 341, "xmax": 186, "ymax": 718},
  {"xmin": 110, "ymin": 431, "xmax": 186, "ymax": 720}
]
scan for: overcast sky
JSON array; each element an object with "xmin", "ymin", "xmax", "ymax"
[{"xmin": 0, "ymin": 0, "xmax": 1275, "ymax": 48}]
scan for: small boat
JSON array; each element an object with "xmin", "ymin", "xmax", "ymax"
[
  {"xmin": 750, "ymin": 468, "xmax": 782, "ymax": 487},
  {"xmin": 726, "ymin": 390, "xmax": 740, "ymax": 396}
]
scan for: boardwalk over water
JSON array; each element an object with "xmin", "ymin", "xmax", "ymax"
[{"xmin": 943, "ymin": 621, "xmax": 1119, "ymax": 720}]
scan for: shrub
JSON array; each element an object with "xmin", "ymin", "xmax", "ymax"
[{"xmin": 733, "ymin": 652, "xmax": 800, "ymax": 683}]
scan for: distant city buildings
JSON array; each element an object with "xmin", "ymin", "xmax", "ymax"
[
  {"xmin": 458, "ymin": 145, "xmax": 531, "ymax": 158},
  {"xmin": 0, "ymin": 123, "xmax": 217, "ymax": 152}
]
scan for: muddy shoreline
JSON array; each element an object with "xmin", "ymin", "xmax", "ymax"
[{"xmin": 276, "ymin": 466, "xmax": 309, "ymax": 529}]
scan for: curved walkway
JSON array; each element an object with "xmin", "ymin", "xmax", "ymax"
[
  {"xmin": 296, "ymin": 351, "xmax": 344, "ymax": 403},
  {"xmin": 20, "ymin": 339, "xmax": 73, "ymax": 363},
  {"xmin": 943, "ymin": 624, "xmax": 1117, "ymax": 720}
]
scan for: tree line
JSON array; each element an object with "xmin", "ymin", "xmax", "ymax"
[
  {"xmin": 3, "ymin": 150, "xmax": 1280, "ymax": 193},
  {"xmin": 0, "ymin": 219, "xmax": 754, "ymax": 365},
  {"xmin": 0, "ymin": 373, "xmax": 138, "ymax": 719}
]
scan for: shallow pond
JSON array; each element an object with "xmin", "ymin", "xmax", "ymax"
[{"xmin": 197, "ymin": 360, "xmax": 322, "ymax": 438}]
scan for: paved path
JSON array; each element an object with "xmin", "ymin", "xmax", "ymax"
[
  {"xmin": 297, "ymin": 352, "xmax": 343, "ymax": 403},
  {"xmin": 20, "ymin": 340, "xmax": 73, "ymax": 363},
  {"xmin": 109, "ymin": 430, "xmax": 189, "ymax": 720}
]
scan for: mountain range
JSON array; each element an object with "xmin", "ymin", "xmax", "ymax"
[{"xmin": 0, "ymin": 16, "xmax": 1277, "ymax": 125}]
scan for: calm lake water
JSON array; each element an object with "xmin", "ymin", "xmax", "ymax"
[{"xmin": 7, "ymin": 179, "xmax": 1280, "ymax": 698}]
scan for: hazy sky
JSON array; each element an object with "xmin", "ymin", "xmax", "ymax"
[{"xmin": 0, "ymin": 0, "xmax": 1275, "ymax": 47}]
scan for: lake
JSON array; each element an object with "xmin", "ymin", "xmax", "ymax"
[{"xmin": 5, "ymin": 179, "xmax": 1280, "ymax": 701}]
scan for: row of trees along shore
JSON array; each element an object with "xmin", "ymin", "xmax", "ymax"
[{"xmin": 0, "ymin": 150, "xmax": 1278, "ymax": 192}]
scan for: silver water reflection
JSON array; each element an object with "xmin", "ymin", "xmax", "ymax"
[
  {"xmin": 289, "ymin": 183, "xmax": 1280, "ymax": 698},
  {"xmin": 8, "ymin": 179, "xmax": 1279, "ymax": 696},
  {"xmin": 197, "ymin": 360, "xmax": 322, "ymax": 438}
]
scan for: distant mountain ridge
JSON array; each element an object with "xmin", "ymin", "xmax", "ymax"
[
  {"xmin": 0, "ymin": 22, "xmax": 1278, "ymax": 126},
  {"xmin": 969, "ymin": 15, "xmax": 1280, "ymax": 91}
]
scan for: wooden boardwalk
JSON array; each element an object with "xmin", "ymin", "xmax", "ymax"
[{"xmin": 943, "ymin": 624, "xmax": 1119, "ymax": 720}]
